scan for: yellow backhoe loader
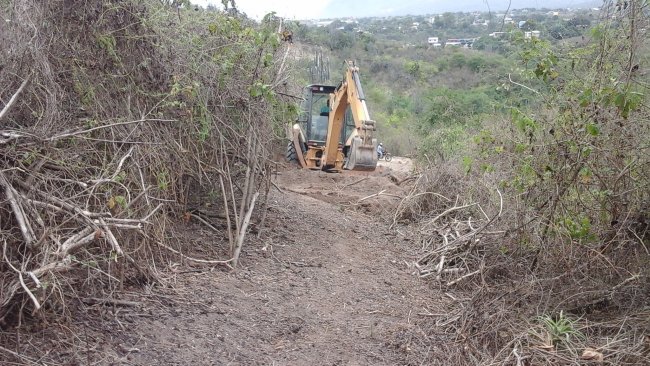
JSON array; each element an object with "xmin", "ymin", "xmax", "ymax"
[{"xmin": 287, "ymin": 60, "xmax": 378, "ymax": 172}]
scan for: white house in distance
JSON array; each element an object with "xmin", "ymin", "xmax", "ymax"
[
  {"xmin": 427, "ymin": 36, "xmax": 442, "ymax": 47},
  {"xmin": 524, "ymin": 30, "xmax": 541, "ymax": 39},
  {"xmin": 489, "ymin": 31, "xmax": 507, "ymax": 38}
]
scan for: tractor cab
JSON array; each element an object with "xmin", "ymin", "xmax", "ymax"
[{"xmin": 297, "ymin": 85, "xmax": 356, "ymax": 150}]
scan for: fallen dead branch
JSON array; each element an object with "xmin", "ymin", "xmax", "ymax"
[
  {"xmin": 398, "ymin": 175, "xmax": 502, "ymax": 287},
  {"xmin": 341, "ymin": 176, "xmax": 368, "ymax": 189},
  {"xmin": 0, "ymin": 74, "xmax": 30, "ymax": 122},
  {"xmin": 358, "ymin": 189, "xmax": 403, "ymax": 202},
  {"xmin": 3, "ymin": 241, "xmax": 41, "ymax": 313},
  {"xmin": 445, "ymin": 269, "xmax": 480, "ymax": 286},
  {"xmin": 80, "ymin": 297, "xmax": 141, "ymax": 307},
  {"xmin": 154, "ymin": 241, "xmax": 233, "ymax": 268},
  {"xmin": 0, "ymin": 171, "xmax": 35, "ymax": 247}
]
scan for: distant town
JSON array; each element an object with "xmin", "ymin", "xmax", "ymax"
[{"xmin": 299, "ymin": 6, "xmax": 604, "ymax": 48}]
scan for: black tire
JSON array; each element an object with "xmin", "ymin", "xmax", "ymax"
[
  {"xmin": 384, "ymin": 153, "xmax": 393, "ymax": 162},
  {"xmin": 286, "ymin": 142, "xmax": 299, "ymax": 164}
]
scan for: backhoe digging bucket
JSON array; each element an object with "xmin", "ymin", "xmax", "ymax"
[{"xmin": 344, "ymin": 136, "xmax": 377, "ymax": 171}]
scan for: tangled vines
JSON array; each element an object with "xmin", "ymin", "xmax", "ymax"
[{"xmin": 0, "ymin": 0, "xmax": 292, "ymax": 326}]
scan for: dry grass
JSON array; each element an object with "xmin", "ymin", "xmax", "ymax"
[{"xmin": 391, "ymin": 161, "xmax": 649, "ymax": 364}]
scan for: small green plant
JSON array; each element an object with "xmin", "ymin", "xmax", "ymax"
[
  {"xmin": 249, "ymin": 82, "xmax": 273, "ymax": 99},
  {"xmin": 96, "ymin": 34, "xmax": 121, "ymax": 63},
  {"xmin": 537, "ymin": 311, "xmax": 585, "ymax": 347},
  {"xmin": 156, "ymin": 170, "xmax": 170, "ymax": 191},
  {"xmin": 72, "ymin": 69, "xmax": 97, "ymax": 106},
  {"xmin": 560, "ymin": 215, "xmax": 594, "ymax": 241},
  {"xmin": 461, "ymin": 156, "xmax": 473, "ymax": 174},
  {"xmin": 114, "ymin": 171, "xmax": 126, "ymax": 183}
]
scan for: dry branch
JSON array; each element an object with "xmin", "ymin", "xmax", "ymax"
[
  {"xmin": 46, "ymin": 119, "xmax": 177, "ymax": 142},
  {"xmin": 0, "ymin": 171, "xmax": 35, "ymax": 246},
  {"xmin": 81, "ymin": 297, "xmax": 140, "ymax": 307},
  {"xmin": 341, "ymin": 177, "xmax": 368, "ymax": 188},
  {"xmin": 0, "ymin": 75, "xmax": 30, "ymax": 122},
  {"xmin": 445, "ymin": 269, "xmax": 480, "ymax": 286},
  {"xmin": 154, "ymin": 241, "xmax": 233, "ymax": 267},
  {"xmin": 3, "ymin": 241, "xmax": 41, "ymax": 313},
  {"xmin": 232, "ymin": 191, "xmax": 260, "ymax": 267},
  {"xmin": 428, "ymin": 202, "xmax": 478, "ymax": 227},
  {"xmin": 0, "ymin": 0, "xmax": 283, "ymax": 329},
  {"xmin": 58, "ymin": 227, "xmax": 95, "ymax": 256}
]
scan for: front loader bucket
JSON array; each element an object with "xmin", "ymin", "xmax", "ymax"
[{"xmin": 344, "ymin": 137, "xmax": 377, "ymax": 171}]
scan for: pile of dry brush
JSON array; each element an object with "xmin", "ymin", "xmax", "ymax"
[
  {"xmin": 0, "ymin": 0, "xmax": 291, "ymax": 327},
  {"xmin": 393, "ymin": 2, "xmax": 650, "ymax": 365}
]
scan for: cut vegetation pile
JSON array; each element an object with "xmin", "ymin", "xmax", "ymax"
[{"xmin": 0, "ymin": 0, "xmax": 291, "ymax": 329}]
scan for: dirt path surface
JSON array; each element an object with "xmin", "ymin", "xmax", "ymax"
[{"xmin": 4, "ymin": 159, "xmax": 446, "ymax": 365}]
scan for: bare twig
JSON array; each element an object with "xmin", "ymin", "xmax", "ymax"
[
  {"xmin": 0, "ymin": 171, "xmax": 35, "ymax": 246},
  {"xmin": 446, "ymin": 270, "xmax": 480, "ymax": 286},
  {"xmin": 341, "ymin": 176, "xmax": 368, "ymax": 188},
  {"xmin": 358, "ymin": 189, "xmax": 385, "ymax": 202},
  {"xmin": 508, "ymin": 73, "xmax": 540, "ymax": 94},
  {"xmin": 189, "ymin": 213, "xmax": 221, "ymax": 233},
  {"xmin": 98, "ymin": 219, "xmax": 124, "ymax": 256},
  {"xmin": 3, "ymin": 241, "xmax": 40, "ymax": 312},
  {"xmin": 154, "ymin": 241, "xmax": 233, "ymax": 267},
  {"xmin": 47, "ymin": 119, "xmax": 177, "ymax": 141},
  {"xmin": 428, "ymin": 203, "xmax": 478, "ymax": 226},
  {"xmin": 81, "ymin": 297, "xmax": 140, "ymax": 307},
  {"xmin": 232, "ymin": 191, "xmax": 260, "ymax": 267},
  {"xmin": 0, "ymin": 74, "xmax": 30, "ymax": 122}
]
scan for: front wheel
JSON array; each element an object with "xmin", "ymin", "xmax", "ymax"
[
  {"xmin": 384, "ymin": 153, "xmax": 392, "ymax": 162},
  {"xmin": 286, "ymin": 142, "xmax": 299, "ymax": 164}
]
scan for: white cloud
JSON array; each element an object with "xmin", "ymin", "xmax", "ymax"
[{"xmin": 192, "ymin": 0, "xmax": 334, "ymax": 20}]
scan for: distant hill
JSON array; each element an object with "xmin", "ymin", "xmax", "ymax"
[{"xmin": 319, "ymin": 0, "xmax": 605, "ymax": 18}]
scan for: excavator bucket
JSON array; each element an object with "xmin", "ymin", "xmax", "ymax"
[{"xmin": 344, "ymin": 136, "xmax": 378, "ymax": 171}]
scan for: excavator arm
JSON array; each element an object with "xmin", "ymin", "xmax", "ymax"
[{"xmin": 320, "ymin": 61, "xmax": 378, "ymax": 171}]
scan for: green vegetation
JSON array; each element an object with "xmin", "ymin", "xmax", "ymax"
[
  {"xmin": 537, "ymin": 311, "xmax": 586, "ymax": 348},
  {"xmin": 287, "ymin": 2, "xmax": 649, "ymax": 364},
  {"xmin": 287, "ymin": 7, "xmax": 594, "ymax": 156}
]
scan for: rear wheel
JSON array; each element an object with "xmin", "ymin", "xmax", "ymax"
[
  {"xmin": 384, "ymin": 153, "xmax": 393, "ymax": 162},
  {"xmin": 286, "ymin": 142, "xmax": 299, "ymax": 164}
]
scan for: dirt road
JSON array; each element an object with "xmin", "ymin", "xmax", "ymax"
[{"xmin": 3, "ymin": 159, "xmax": 444, "ymax": 365}]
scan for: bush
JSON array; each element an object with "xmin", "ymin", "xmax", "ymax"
[{"xmin": 0, "ymin": 0, "xmax": 292, "ymax": 324}]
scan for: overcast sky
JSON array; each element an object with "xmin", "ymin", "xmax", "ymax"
[
  {"xmin": 193, "ymin": 0, "xmax": 333, "ymax": 19},
  {"xmin": 192, "ymin": 0, "xmax": 594, "ymax": 20}
]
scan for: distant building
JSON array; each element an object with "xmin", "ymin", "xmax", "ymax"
[
  {"xmin": 489, "ymin": 32, "xmax": 507, "ymax": 38},
  {"xmin": 524, "ymin": 30, "xmax": 541, "ymax": 40},
  {"xmin": 444, "ymin": 38, "xmax": 477, "ymax": 48},
  {"xmin": 427, "ymin": 37, "xmax": 442, "ymax": 47}
]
